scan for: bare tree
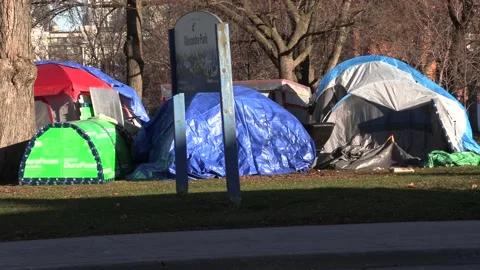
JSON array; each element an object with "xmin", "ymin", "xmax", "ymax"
[
  {"xmin": 340, "ymin": 0, "xmax": 480, "ymax": 128},
  {"xmin": 125, "ymin": 0, "xmax": 144, "ymax": 98},
  {"xmin": 230, "ymin": 26, "xmax": 277, "ymax": 81},
  {"xmin": 446, "ymin": 0, "xmax": 476, "ymax": 102},
  {"xmin": 141, "ymin": 3, "xmax": 181, "ymax": 113},
  {"xmin": 75, "ymin": 4, "xmax": 126, "ymax": 76},
  {"xmin": 0, "ymin": 0, "xmax": 37, "ymax": 184},
  {"xmin": 31, "ymin": 0, "xmax": 150, "ymax": 98},
  {"xmin": 204, "ymin": 0, "xmax": 361, "ymax": 90}
]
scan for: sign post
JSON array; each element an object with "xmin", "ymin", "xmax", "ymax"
[{"xmin": 169, "ymin": 10, "xmax": 241, "ymax": 204}]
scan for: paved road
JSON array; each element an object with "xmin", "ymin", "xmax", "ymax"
[
  {"xmin": 349, "ymin": 265, "xmax": 480, "ymax": 270},
  {"xmin": 1, "ymin": 221, "xmax": 480, "ymax": 270}
]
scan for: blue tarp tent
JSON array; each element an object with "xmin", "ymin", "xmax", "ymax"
[
  {"xmin": 35, "ymin": 60, "xmax": 149, "ymax": 122},
  {"xmin": 129, "ymin": 86, "xmax": 315, "ymax": 180}
]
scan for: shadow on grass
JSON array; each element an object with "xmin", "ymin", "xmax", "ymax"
[
  {"xmin": 0, "ymin": 140, "xmax": 28, "ymax": 185},
  {"xmin": 1, "ymin": 187, "xmax": 479, "ymax": 242}
]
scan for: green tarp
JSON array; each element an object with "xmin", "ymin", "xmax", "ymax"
[
  {"xmin": 424, "ymin": 150, "xmax": 480, "ymax": 168},
  {"xmin": 19, "ymin": 117, "xmax": 133, "ymax": 185}
]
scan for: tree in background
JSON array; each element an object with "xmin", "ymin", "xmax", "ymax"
[
  {"xmin": 75, "ymin": 2, "xmax": 126, "ymax": 77},
  {"xmin": 141, "ymin": 3, "xmax": 187, "ymax": 113},
  {"xmin": 348, "ymin": 0, "xmax": 478, "ymax": 96},
  {"xmin": 229, "ymin": 26, "xmax": 278, "ymax": 81},
  {"xmin": 445, "ymin": 0, "xmax": 478, "ymax": 106},
  {"xmin": 31, "ymin": 0, "xmax": 146, "ymax": 98},
  {"xmin": 204, "ymin": 0, "xmax": 362, "ymax": 90},
  {"xmin": 28, "ymin": 0, "xmax": 480, "ymax": 115},
  {"xmin": 125, "ymin": 0, "xmax": 144, "ymax": 98},
  {"xmin": 0, "ymin": 0, "xmax": 37, "ymax": 184}
]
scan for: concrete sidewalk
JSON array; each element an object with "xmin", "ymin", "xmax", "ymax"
[{"xmin": 1, "ymin": 221, "xmax": 480, "ymax": 270}]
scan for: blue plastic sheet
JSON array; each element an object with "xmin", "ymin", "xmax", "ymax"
[
  {"xmin": 35, "ymin": 60, "xmax": 149, "ymax": 123},
  {"xmin": 129, "ymin": 86, "xmax": 315, "ymax": 180}
]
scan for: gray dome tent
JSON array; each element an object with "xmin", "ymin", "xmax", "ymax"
[{"xmin": 313, "ymin": 55, "xmax": 480, "ymax": 169}]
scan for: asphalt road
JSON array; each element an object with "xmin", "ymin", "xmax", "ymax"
[{"xmin": 349, "ymin": 265, "xmax": 480, "ymax": 270}]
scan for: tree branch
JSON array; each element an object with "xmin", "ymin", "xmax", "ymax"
[
  {"xmin": 286, "ymin": 0, "xmax": 322, "ymax": 51},
  {"xmin": 460, "ymin": 0, "xmax": 474, "ymax": 26},
  {"xmin": 241, "ymin": 0, "xmax": 287, "ymax": 52},
  {"xmin": 284, "ymin": 0, "xmax": 300, "ymax": 24},
  {"xmin": 207, "ymin": 1, "xmax": 279, "ymax": 67},
  {"xmin": 293, "ymin": 44, "xmax": 312, "ymax": 67},
  {"xmin": 286, "ymin": 12, "xmax": 311, "ymax": 51},
  {"xmin": 447, "ymin": 0, "xmax": 462, "ymax": 28},
  {"xmin": 32, "ymin": 0, "xmax": 167, "ymax": 8}
]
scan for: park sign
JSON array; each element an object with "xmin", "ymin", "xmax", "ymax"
[
  {"xmin": 173, "ymin": 11, "xmax": 222, "ymax": 94},
  {"xmin": 169, "ymin": 10, "xmax": 241, "ymax": 204}
]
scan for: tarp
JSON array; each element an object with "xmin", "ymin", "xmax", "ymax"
[
  {"xmin": 35, "ymin": 63, "xmax": 112, "ymax": 98},
  {"xmin": 317, "ymin": 136, "xmax": 422, "ymax": 170},
  {"xmin": 424, "ymin": 150, "xmax": 480, "ymax": 167},
  {"xmin": 313, "ymin": 55, "xmax": 480, "ymax": 163},
  {"xmin": 35, "ymin": 60, "xmax": 149, "ymax": 123},
  {"xmin": 129, "ymin": 86, "xmax": 315, "ymax": 180}
]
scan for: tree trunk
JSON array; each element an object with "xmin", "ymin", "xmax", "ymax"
[
  {"xmin": 446, "ymin": 0, "xmax": 474, "ymax": 102},
  {"xmin": 295, "ymin": 55, "xmax": 311, "ymax": 85},
  {"xmin": 294, "ymin": 39, "xmax": 315, "ymax": 90},
  {"xmin": 324, "ymin": 0, "xmax": 352, "ymax": 73},
  {"xmin": 450, "ymin": 28, "xmax": 466, "ymax": 96},
  {"xmin": 279, "ymin": 54, "xmax": 295, "ymax": 81},
  {"xmin": 0, "ymin": 0, "xmax": 37, "ymax": 184},
  {"xmin": 124, "ymin": 0, "xmax": 144, "ymax": 99}
]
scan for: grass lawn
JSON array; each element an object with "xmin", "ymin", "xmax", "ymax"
[{"xmin": 1, "ymin": 166, "xmax": 480, "ymax": 241}]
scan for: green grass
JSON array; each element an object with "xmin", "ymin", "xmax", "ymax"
[{"xmin": 1, "ymin": 166, "xmax": 480, "ymax": 241}]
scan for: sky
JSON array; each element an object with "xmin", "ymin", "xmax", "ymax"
[
  {"xmin": 52, "ymin": 6, "xmax": 85, "ymax": 31},
  {"xmin": 53, "ymin": 16, "xmax": 74, "ymax": 30}
]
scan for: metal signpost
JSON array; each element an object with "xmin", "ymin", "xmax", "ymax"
[{"xmin": 169, "ymin": 10, "xmax": 241, "ymax": 204}]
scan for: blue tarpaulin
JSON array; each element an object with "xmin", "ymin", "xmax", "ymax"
[
  {"xmin": 128, "ymin": 86, "xmax": 315, "ymax": 180},
  {"xmin": 35, "ymin": 60, "xmax": 149, "ymax": 123}
]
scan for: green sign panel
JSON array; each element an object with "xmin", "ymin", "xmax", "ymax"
[
  {"xmin": 24, "ymin": 128, "xmax": 100, "ymax": 178},
  {"xmin": 20, "ymin": 118, "xmax": 134, "ymax": 185}
]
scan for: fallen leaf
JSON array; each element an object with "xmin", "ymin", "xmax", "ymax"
[
  {"xmin": 408, "ymin": 182, "xmax": 415, "ymax": 188},
  {"xmin": 113, "ymin": 192, "xmax": 119, "ymax": 196},
  {"xmin": 472, "ymin": 184, "xmax": 478, "ymax": 189}
]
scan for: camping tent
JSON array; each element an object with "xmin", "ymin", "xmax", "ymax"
[
  {"xmin": 129, "ymin": 86, "xmax": 315, "ymax": 180},
  {"xmin": 312, "ymin": 55, "xmax": 480, "ymax": 164},
  {"xmin": 34, "ymin": 61, "xmax": 149, "ymax": 126},
  {"xmin": 19, "ymin": 117, "xmax": 133, "ymax": 185}
]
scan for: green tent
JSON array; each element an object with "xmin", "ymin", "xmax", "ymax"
[{"xmin": 19, "ymin": 117, "xmax": 133, "ymax": 185}]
